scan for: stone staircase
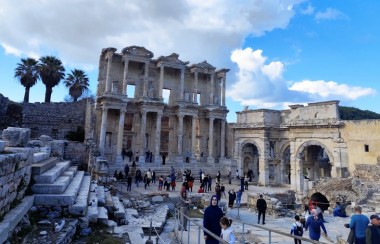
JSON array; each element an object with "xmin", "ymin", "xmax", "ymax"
[{"xmin": 31, "ymin": 152, "xmax": 91, "ymax": 216}]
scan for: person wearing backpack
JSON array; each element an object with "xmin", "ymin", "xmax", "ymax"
[
  {"xmin": 290, "ymin": 215, "xmax": 304, "ymax": 244},
  {"xmin": 305, "ymin": 209, "xmax": 327, "ymax": 241}
]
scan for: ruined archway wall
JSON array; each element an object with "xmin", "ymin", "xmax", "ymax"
[{"xmin": 340, "ymin": 120, "xmax": 380, "ymax": 173}]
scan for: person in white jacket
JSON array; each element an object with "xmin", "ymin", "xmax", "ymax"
[{"xmin": 220, "ymin": 216, "xmax": 235, "ymax": 244}]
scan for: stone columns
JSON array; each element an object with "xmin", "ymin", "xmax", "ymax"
[
  {"xmin": 194, "ymin": 71, "xmax": 198, "ymax": 103},
  {"xmin": 222, "ymin": 75, "xmax": 226, "ymax": 106},
  {"xmin": 105, "ymin": 57, "xmax": 113, "ymax": 93},
  {"xmin": 122, "ymin": 59, "xmax": 129, "ymax": 95},
  {"xmin": 294, "ymin": 158, "xmax": 304, "ymax": 193},
  {"xmin": 139, "ymin": 109, "xmax": 147, "ymax": 163},
  {"xmin": 179, "ymin": 68, "xmax": 185, "ymax": 100},
  {"xmin": 99, "ymin": 106, "xmax": 108, "ymax": 154},
  {"xmin": 191, "ymin": 116, "xmax": 197, "ymax": 156},
  {"xmin": 154, "ymin": 112, "xmax": 163, "ymax": 164},
  {"xmin": 158, "ymin": 65, "xmax": 164, "ymax": 100},
  {"xmin": 207, "ymin": 117, "xmax": 214, "ymax": 163},
  {"xmin": 258, "ymin": 156, "xmax": 269, "ymax": 186},
  {"xmin": 177, "ymin": 115, "xmax": 184, "ymax": 156},
  {"xmin": 143, "ymin": 61, "xmax": 149, "ymax": 97},
  {"xmin": 116, "ymin": 109, "xmax": 126, "ymax": 163},
  {"xmin": 209, "ymin": 73, "xmax": 214, "ymax": 104},
  {"xmin": 220, "ymin": 119, "xmax": 225, "ymax": 158}
]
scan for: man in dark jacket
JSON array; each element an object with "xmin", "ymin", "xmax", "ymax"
[
  {"xmin": 203, "ymin": 195, "xmax": 224, "ymax": 244},
  {"xmin": 365, "ymin": 214, "xmax": 380, "ymax": 244},
  {"xmin": 256, "ymin": 194, "xmax": 267, "ymax": 225}
]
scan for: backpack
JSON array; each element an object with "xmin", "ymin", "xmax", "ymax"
[{"xmin": 294, "ymin": 223, "xmax": 303, "ymax": 235}]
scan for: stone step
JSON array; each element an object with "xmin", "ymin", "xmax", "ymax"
[
  {"xmin": 0, "ymin": 196, "xmax": 34, "ymax": 244},
  {"xmin": 97, "ymin": 186, "xmax": 106, "ymax": 206},
  {"xmin": 32, "ymin": 166, "xmax": 78, "ymax": 194},
  {"xmin": 31, "ymin": 157, "xmax": 58, "ymax": 175},
  {"xmin": 33, "ymin": 161, "xmax": 71, "ymax": 184},
  {"xmin": 112, "ymin": 196, "xmax": 126, "ymax": 219},
  {"xmin": 97, "ymin": 206, "xmax": 108, "ymax": 224},
  {"xmin": 33, "ymin": 152, "xmax": 50, "ymax": 164},
  {"xmin": 33, "ymin": 171, "xmax": 85, "ymax": 206},
  {"xmin": 68, "ymin": 175, "xmax": 91, "ymax": 216},
  {"xmin": 87, "ymin": 190, "xmax": 99, "ymax": 223},
  {"xmin": 105, "ymin": 190, "xmax": 113, "ymax": 209}
]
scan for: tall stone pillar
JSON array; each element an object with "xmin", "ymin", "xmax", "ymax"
[
  {"xmin": 154, "ymin": 112, "xmax": 163, "ymax": 164},
  {"xmin": 258, "ymin": 156, "xmax": 269, "ymax": 186},
  {"xmin": 220, "ymin": 119, "xmax": 225, "ymax": 159},
  {"xmin": 294, "ymin": 158, "xmax": 304, "ymax": 194},
  {"xmin": 143, "ymin": 61, "xmax": 149, "ymax": 97},
  {"xmin": 191, "ymin": 116, "xmax": 197, "ymax": 159},
  {"xmin": 99, "ymin": 106, "xmax": 108, "ymax": 154},
  {"xmin": 194, "ymin": 71, "xmax": 198, "ymax": 103},
  {"xmin": 207, "ymin": 117, "xmax": 215, "ymax": 164},
  {"xmin": 179, "ymin": 68, "xmax": 185, "ymax": 100},
  {"xmin": 222, "ymin": 75, "xmax": 226, "ymax": 106},
  {"xmin": 122, "ymin": 59, "xmax": 129, "ymax": 95},
  {"xmin": 139, "ymin": 109, "xmax": 147, "ymax": 163},
  {"xmin": 115, "ymin": 109, "xmax": 126, "ymax": 164},
  {"xmin": 105, "ymin": 57, "xmax": 113, "ymax": 93},
  {"xmin": 209, "ymin": 73, "xmax": 214, "ymax": 104},
  {"xmin": 158, "ymin": 65, "xmax": 164, "ymax": 100},
  {"xmin": 177, "ymin": 115, "xmax": 184, "ymax": 157}
]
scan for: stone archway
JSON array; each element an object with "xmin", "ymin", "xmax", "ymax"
[
  {"xmin": 241, "ymin": 142, "xmax": 260, "ymax": 181},
  {"xmin": 296, "ymin": 141, "xmax": 334, "ymax": 181}
]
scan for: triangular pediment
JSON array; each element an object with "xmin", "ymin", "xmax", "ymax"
[
  {"xmin": 156, "ymin": 53, "xmax": 189, "ymax": 65},
  {"xmin": 122, "ymin": 46, "xmax": 154, "ymax": 58}
]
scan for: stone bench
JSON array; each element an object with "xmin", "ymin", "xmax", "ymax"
[
  {"xmin": 32, "ymin": 166, "xmax": 78, "ymax": 194},
  {"xmin": 87, "ymin": 191, "xmax": 99, "ymax": 223},
  {"xmin": 112, "ymin": 196, "xmax": 126, "ymax": 219},
  {"xmin": 68, "ymin": 175, "xmax": 91, "ymax": 216},
  {"xmin": 97, "ymin": 206, "xmax": 108, "ymax": 224},
  {"xmin": 33, "ymin": 171, "xmax": 85, "ymax": 206},
  {"xmin": 31, "ymin": 157, "xmax": 58, "ymax": 175},
  {"xmin": 97, "ymin": 186, "xmax": 106, "ymax": 206},
  {"xmin": 33, "ymin": 161, "xmax": 71, "ymax": 184}
]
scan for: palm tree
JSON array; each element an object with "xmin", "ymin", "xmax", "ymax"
[
  {"xmin": 64, "ymin": 69, "xmax": 90, "ymax": 101},
  {"xmin": 14, "ymin": 58, "xmax": 39, "ymax": 103},
  {"xmin": 38, "ymin": 56, "xmax": 65, "ymax": 102}
]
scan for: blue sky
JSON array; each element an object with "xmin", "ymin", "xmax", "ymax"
[{"xmin": 0, "ymin": 0, "xmax": 379, "ymax": 122}]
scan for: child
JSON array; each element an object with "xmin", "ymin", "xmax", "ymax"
[
  {"xmin": 290, "ymin": 215, "xmax": 304, "ymax": 244},
  {"xmin": 220, "ymin": 216, "xmax": 235, "ymax": 244}
]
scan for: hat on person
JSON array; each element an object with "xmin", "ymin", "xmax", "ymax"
[{"xmin": 370, "ymin": 214, "xmax": 380, "ymax": 220}]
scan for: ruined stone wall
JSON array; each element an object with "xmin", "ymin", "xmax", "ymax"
[
  {"xmin": 64, "ymin": 142, "xmax": 87, "ymax": 168},
  {"xmin": 0, "ymin": 94, "xmax": 23, "ymax": 130},
  {"xmin": 340, "ymin": 120, "xmax": 380, "ymax": 172},
  {"xmin": 0, "ymin": 148, "xmax": 32, "ymax": 218},
  {"xmin": 22, "ymin": 100, "xmax": 88, "ymax": 140}
]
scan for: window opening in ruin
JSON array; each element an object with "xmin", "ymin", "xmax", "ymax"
[
  {"xmin": 106, "ymin": 132, "xmax": 112, "ymax": 149},
  {"xmin": 163, "ymin": 89, "xmax": 170, "ymax": 104},
  {"xmin": 51, "ymin": 129, "xmax": 58, "ymax": 139},
  {"xmin": 112, "ymin": 81, "xmax": 119, "ymax": 94},
  {"xmin": 197, "ymin": 93, "xmax": 201, "ymax": 105},
  {"xmin": 127, "ymin": 85, "xmax": 135, "ymax": 98},
  {"xmin": 364, "ymin": 144, "xmax": 369, "ymax": 152},
  {"xmin": 31, "ymin": 127, "xmax": 39, "ymax": 138}
]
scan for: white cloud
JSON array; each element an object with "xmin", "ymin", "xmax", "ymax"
[
  {"xmin": 1, "ymin": 42, "xmax": 21, "ymax": 56},
  {"xmin": 0, "ymin": 0, "xmax": 305, "ymax": 69},
  {"xmin": 289, "ymin": 80, "xmax": 377, "ymax": 100},
  {"xmin": 300, "ymin": 4, "xmax": 314, "ymax": 15},
  {"xmin": 227, "ymin": 47, "xmax": 377, "ymax": 109},
  {"xmin": 315, "ymin": 8, "xmax": 347, "ymax": 21}
]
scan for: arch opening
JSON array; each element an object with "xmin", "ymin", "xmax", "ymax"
[
  {"xmin": 300, "ymin": 145, "xmax": 332, "ymax": 181},
  {"xmin": 241, "ymin": 143, "xmax": 259, "ymax": 182}
]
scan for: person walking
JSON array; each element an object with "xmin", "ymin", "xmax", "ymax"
[
  {"xmin": 124, "ymin": 164, "xmax": 129, "ymax": 179},
  {"xmin": 162, "ymin": 153, "xmax": 166, "ymax": 165},
  {"xmin": 220, "ymin": 184, "xmax": 226, "ymax": 198},
  {"xmin": 207, "ymin": 175, "xmax": 212, "ymax": 192},
  {"xmin": 215, "ymin": 183, "xmax": 221, "ymax": 201},
  {"xmin": 228, "ymin": 189, "xmax": 236, "ymax": 208},
  {"xmin": 126, "ymin": 174, "xmax": 132, "ymax": 191},
  {"xmin": 290, "ymin": 215, "xmax": 304, "ymax": 244},
  {"xmin": 347, "ymin": 205, "xmax": 370, "ymax": 244},
  {"xmin": 256, "ymin": 194, "xmax": 267, "ymax": 225},
  {"xmin": 305, "ymin": 209, "xmax": 327, "ymax": 241},
  {"xmin": 178, "ymin": 190, "xmax": 190, "ymax": 231},
  {"xmin": 365, "ymin": 214, "xmax": 380, "ymax": 244},
  {"xmin": 216, "ymin": 171, "xmax": 221, "ymax": 184},
  {"xmin": 236, "ymin": 189, "xmax": 242, "ymax": 208},
  {"xmin": 220, "ymin": 217, "xmax": 235, "ymax": 244},
  {"xmin": 203, "ymin": 195, "xmax": 224, "ymax": 244}
]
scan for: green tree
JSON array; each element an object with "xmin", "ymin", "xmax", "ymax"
[
  {"xmin": 64, "ymin": 69, "xmax": 90, "ymax": 101},
  {"xmin": 14, "ymin": 58, "xmax": 39, "ymax": 103},
  {"xmin": 38, "ymin": 56, "xmax": 65, "ymax": 102}
]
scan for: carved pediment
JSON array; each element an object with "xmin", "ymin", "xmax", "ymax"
[
  {"xmin": 190, "ymin": 61, "xmax": 216, "ymax": 73},
  {"xmin": 101, "ymin": 47, "xmax": 117, "ymax": 56},
  {"xmin": 156, "ymin": 53, "xmax": 189, "ymax": 66},
  {"xmin": 121, "ymin": 46, "xmax": 154, "ymax": 59}
]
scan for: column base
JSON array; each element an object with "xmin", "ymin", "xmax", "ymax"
[
  {"xmin": 115, "ymin": 155, "xmax": 123, "ymax": 164},
  {"xmin": 154, "ymin": 155, "xmax": 162, "ymax": 165}
]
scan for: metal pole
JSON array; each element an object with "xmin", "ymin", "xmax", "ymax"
[
  {"xmin": 236, "ymin": 204, "xmax": 241, "ymax": 220},
  {"xmin": 198, "ymin": 226, "xmax": 201, "ymax": 244},
  {"xmin": 269, "ymin": 230, "xmax": 272, "ymax": 244},
  {"xmin": 145, "ymin": 220, "xmax": 153, "ymax": 244}
]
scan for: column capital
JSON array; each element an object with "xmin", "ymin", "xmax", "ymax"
[
  {"xmin": 141, "ymin": 109, "xmax": 148, "ymax": 115},
  {"xmin": 102, "ymin": 105, "xmax": 108, "ymax": 112},
  {"xmin": 209, "ymin": 116, "xmax": 215, "ymax": 121},
  {"xmin": 178, "ymin": 114, "xmax": 184, "ymax": 119},
  {"xmin": 157, "ymin": 111, "xmax": 163, "ymax": 117},
  {"xmin": 120, "ymin": 108, "xmax": 127, "ymax": 114},
  {"xmin": 192, "ymin": 115, "xmax": 198, "ymax": 119}
]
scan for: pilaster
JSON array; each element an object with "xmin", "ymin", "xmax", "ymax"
[
  {"xmin": 207, "ymin": 117, "xmax": 215, "ymax": 163},
  {"xmin": 99, "ymin": 106, "xmax": 108, "ymax": 154},
  {"xmin": 154, "ymin": 112, "xmax": 163, "ymax": 164},
  {"xmin": 115, "ymin": 109, "xmax": 126, "ymax": 163},
  {"xmin": 122, "ymin": 59, "xmax": 129, "ymax": 95}
]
